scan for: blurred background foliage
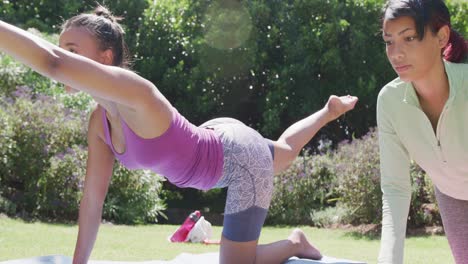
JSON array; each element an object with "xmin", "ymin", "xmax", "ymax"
[{"xmin": 0, "ymin": 0, "xmax": 466, "ymax": 226}]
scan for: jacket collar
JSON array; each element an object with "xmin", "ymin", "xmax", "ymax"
[{"xmin": 402, "ymin": 60, "xmax": 456, "ymax": 107}]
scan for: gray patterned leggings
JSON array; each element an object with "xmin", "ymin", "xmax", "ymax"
[
  {"xmin": 435, "ymin": 188, "xmax": 468, "ymax": 264},
  {"xmin": 201, "ymin": 118, "xmax": 274, "ymax": 242}
]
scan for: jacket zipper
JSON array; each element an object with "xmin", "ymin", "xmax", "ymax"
[{"xmin": 435, "ymin": 105, "xmax": 448, "ymax": 163}]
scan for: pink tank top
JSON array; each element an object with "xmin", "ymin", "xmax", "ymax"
[{"xmin": 101, "ymin": 108, "xmax": 223, "ymax": 190}]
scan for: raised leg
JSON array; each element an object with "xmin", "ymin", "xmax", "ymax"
[{"xmin": 271, "ymin": 95, "xmax": 358, "ymax": 174}]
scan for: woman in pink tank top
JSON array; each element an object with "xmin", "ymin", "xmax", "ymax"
[{"xmin": 0, "ymin": 5, "xmax": 358, "ymax": 264}]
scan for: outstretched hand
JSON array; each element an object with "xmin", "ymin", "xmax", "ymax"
[{"xmin": 324, "ymin": 95, "xmax": 358, "ymax": 122}]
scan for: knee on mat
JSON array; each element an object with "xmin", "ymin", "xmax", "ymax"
[{"xmin": 222, "ymin": 206, "xmax": 268, "ymax": 242}]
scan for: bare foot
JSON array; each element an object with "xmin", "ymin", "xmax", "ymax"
[
  {"xmin": 288, "ymin": 228, "xmax": 322, "ymax": 260},
  {"xmin": 325, "ymin": 95, "xmax": 359, "ymax": 122}
]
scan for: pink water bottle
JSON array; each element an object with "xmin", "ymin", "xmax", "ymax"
[{"xmin": 169, "ymin": 210, "xmax": 201, "ymax": 242}]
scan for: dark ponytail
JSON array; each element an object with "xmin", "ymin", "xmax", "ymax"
[{"xmin": 444, "ymin": 29, "xmax": 468, "ymax": 63}]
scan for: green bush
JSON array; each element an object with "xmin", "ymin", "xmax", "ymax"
[
  {"xmin": 2, "ymin": 0, "xmax": 467, "ymax": 141},
  {"xmin": 447, "ymin": 0, "xmax": 468, "ymax": 38},
  {"xmin": 0, "ymin": 87, "xmax": 87, "ymax": 215},
  {"xmin": 0, "ymin": 88, "xmax": 166, "ymax": 223},
  {"xmin": 36, "ymin": 145, "xmax": 87, "ymax": 220},
  {"xmin": 0, "ymin": 54, "xmax": 26, "ymax": 96},
  {"xmin": 310, "ymin": 205, "xmax": 352, "ymax": 228},
  {"xmin": 104, "ymin": 167, "xmax": 166, "ymax": 224},
  {"xmin": 0, "ymin": 195, "xmax": 16, "ymax": 216},
  {"xmin": 0, "ymin": 0, "xmax": 149, "ymax": 36},
  {"xmin": 267, "ymin": 127, "xmax": 441, "ymax": 228},
  {"xmin": 0, "ymin": 102, "xmax": 16, "ymax": 178},
  {"xmin": 38, "ymin": 144, "xmax": 167, "ymax": 224},
  {"xmin": 332, "ymin": 128, "xmax": 441, "ymax": 227},
  {"xmin": 135, "ymin": 0, "xmax": 466, "ymax": 143},
  {"xmin": 408, "ymin": 162, "xmax": 441, "ymax": 227},
  {"xmin": 135, "ymin": 0, "xmax": 394, "ymax": 141},
  {"xmin": 0, "ymin": 104, "xmax": 16, "ymax": 215},
  {"xmin": 333, "ymin": 129, "xmax": 382, "ymax": 224},
  {"xmin": 267, "ymin": 151, "xmax": 338, "ymax": 225}
]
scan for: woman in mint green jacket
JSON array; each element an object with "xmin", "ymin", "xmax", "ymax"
[{"xmin": 377, "ymin": 0, "xmax": 468, "ymax": 263}]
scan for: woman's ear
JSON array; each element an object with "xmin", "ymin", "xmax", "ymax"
[
  {"xmin": 437, "ymin": 25, "xmax": 450, "ymax": 49},
  {"xmin": 100, "ymin": 49, "xmax": 114, "ymax": 66}
]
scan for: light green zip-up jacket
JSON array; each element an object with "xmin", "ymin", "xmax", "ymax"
[{"xmin": 376, "ymin": 61, "xmax": 468, "ymax": 264}]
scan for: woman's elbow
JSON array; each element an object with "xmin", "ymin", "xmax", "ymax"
[{"xmin": 40, "ymin": 51, "xmax": 61, "ymax": 80}]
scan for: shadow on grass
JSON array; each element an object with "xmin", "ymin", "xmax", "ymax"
[
  {"xmin": 342, "ymin": 224, "xmax": 445, "ymax": 241},
  {"xmin": 342, "ymin": 227, "xmax": 381, "ymax": 241},
  {"xmin": 343, "ymin": 230, "xmax": 380, "ymax": 241},
  {"xmin": 0, "ymin": 213, "xmax": 76, "ymax": 227}
]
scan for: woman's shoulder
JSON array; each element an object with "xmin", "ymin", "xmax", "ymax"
[
  {"xmin": 445, "ymin": 61, "xmax": 468, "ymax": 85},
  {"xmin": 445, "ymin": 60, "xmax": 468, "ymax": 75},
  {"xmin": 88, "ymin": 105, "xmax": 106, "ymax": 139},
  {"xmin": 377, "ymin": 77, "xmax": 407, "ymax": 103},
  {"xmin": 445, "ymin": 61, "xmax": 468, "ymax": 98},
  {"xmin": 89, "ymin": 105, "xmax": 104, "ymax": 123}
]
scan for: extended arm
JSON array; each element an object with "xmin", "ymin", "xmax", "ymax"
[
  {"xmin": 73, "ymin": 108, "xmax": 115, "ymax": 264},
  {"xmin": 0, "ymin": 20, "xmax": 157, "ymax": 109},
  {"xmin": 377, "ymin": 95, "xmax": 412, "ymax": 264}
]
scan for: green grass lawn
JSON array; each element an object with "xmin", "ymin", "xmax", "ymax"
[{"xmin": 0, "ymin": 216, "xmax": 453, "ymax": 264}]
